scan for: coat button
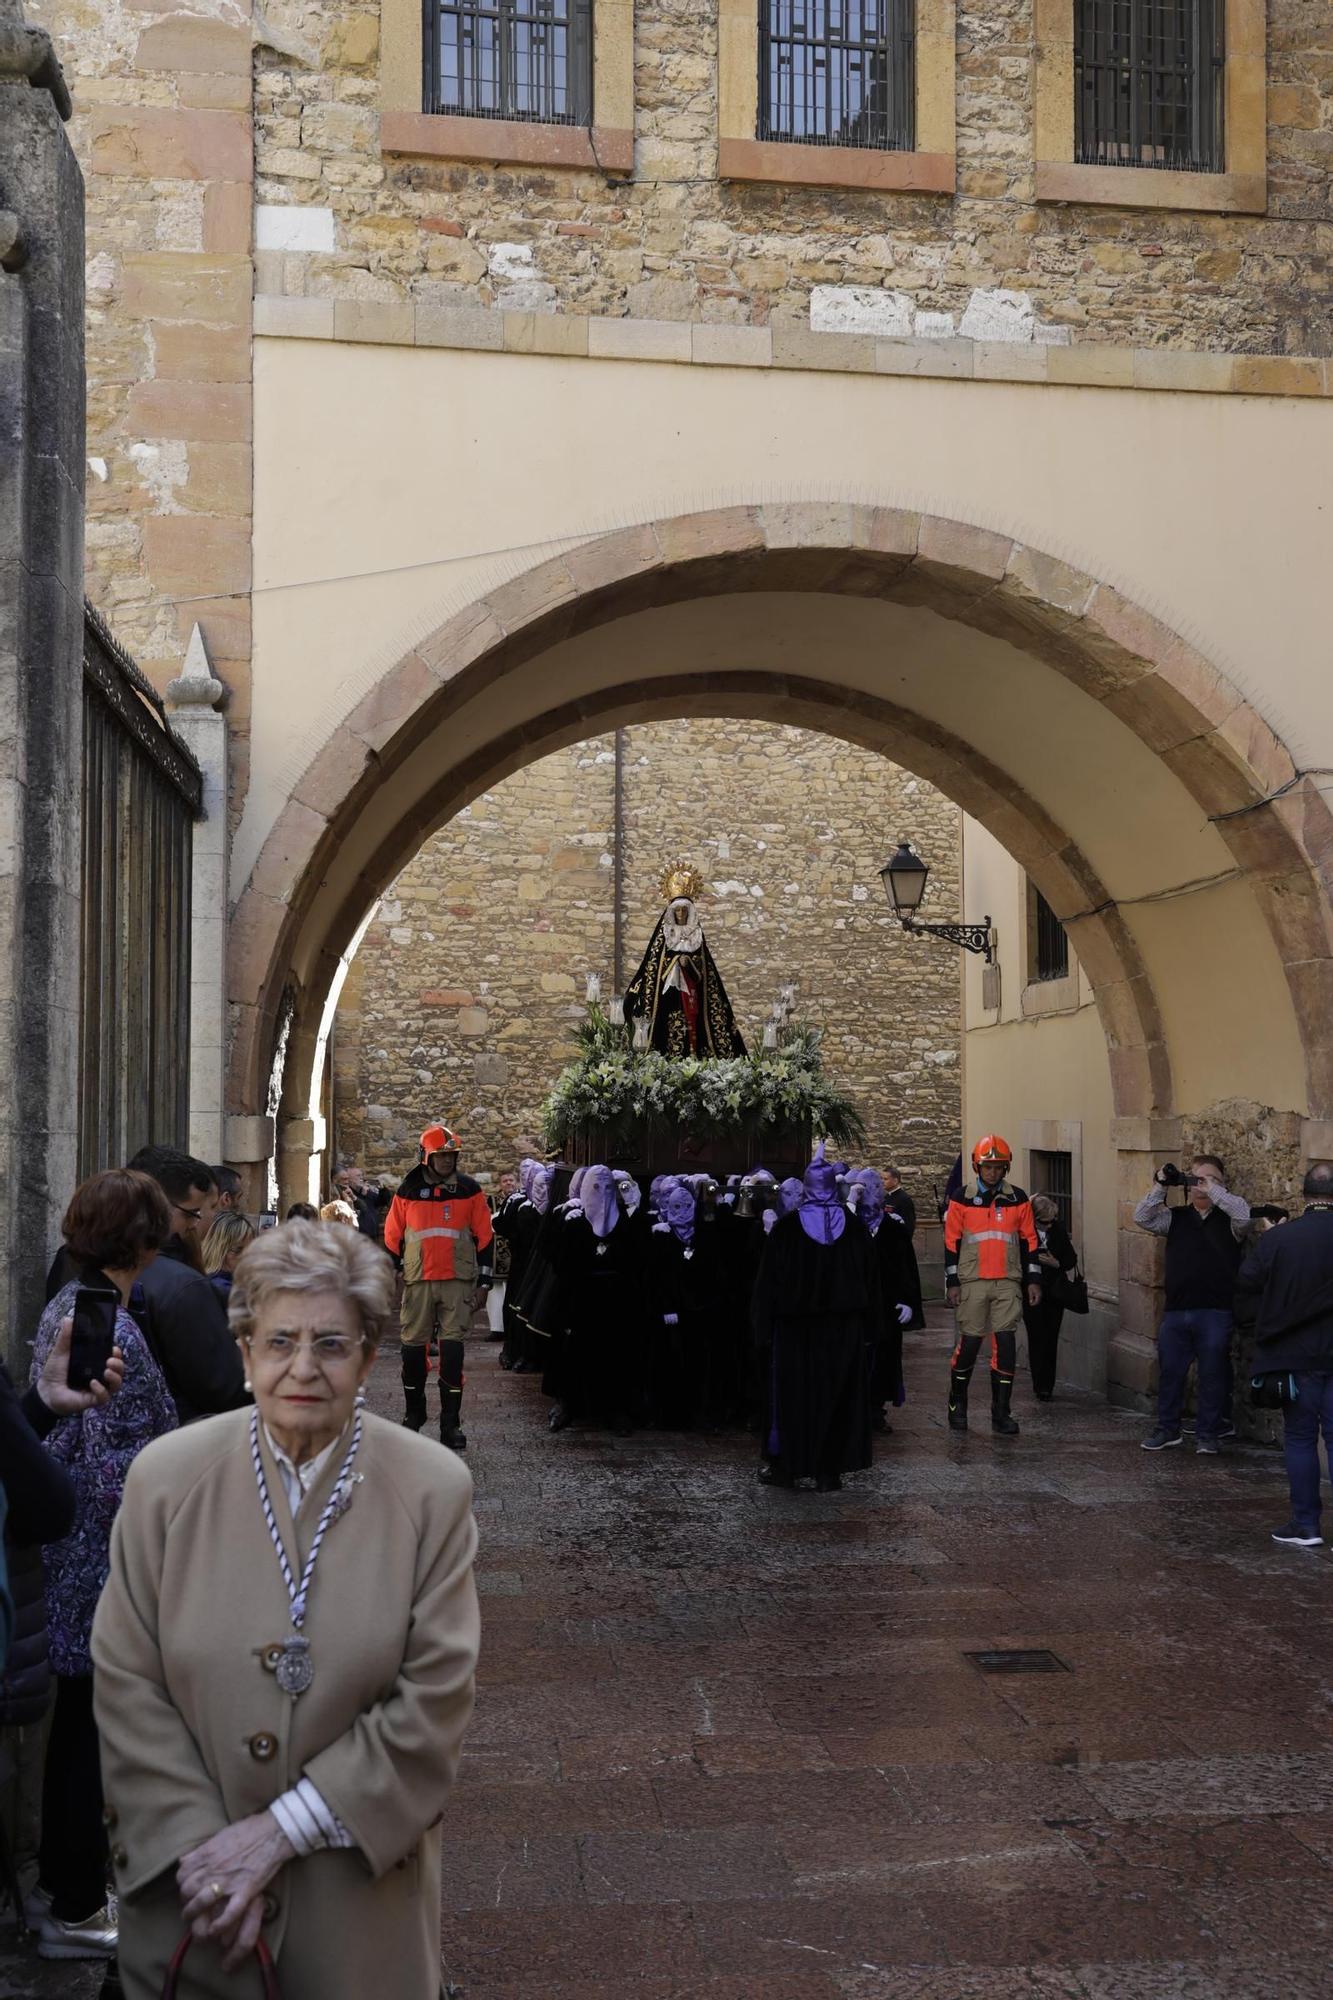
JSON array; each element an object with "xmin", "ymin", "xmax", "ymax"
[
  {"xmin": 259, "ymin": 1644, "xmax": 283, "ymax": 1673},
  {"xmin": 111, "ymin": 1845, "xmax": 128, "ymax": 1869},
  {"xmin": 248, "ymin": 1732, "xmax": 278, "ymax": 1762},
  {"xmin": 102, "ymin": 1804, "xmax": 119, "ymax": 1829}
]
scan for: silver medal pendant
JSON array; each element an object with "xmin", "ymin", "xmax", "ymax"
[{"xmin": 275, "ymin": 1636, "xmax": 314, "ymax": 1697}]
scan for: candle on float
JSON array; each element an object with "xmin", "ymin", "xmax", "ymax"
[
  {"xmin": 586, "ymin": 974, "xmax": 602, "ymax": 1004},
  {"xmin": 609, "ymin": 996, "xmax": 625, "ymax": 1026},
  {"xmin": 762, "ymin": 1021, "xmax": 778, "ymax": 1050}
]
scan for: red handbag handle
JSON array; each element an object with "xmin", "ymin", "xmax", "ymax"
[{"xmin": 163, "ymin": 1932, "xmax": 281, "ymax": 1998}]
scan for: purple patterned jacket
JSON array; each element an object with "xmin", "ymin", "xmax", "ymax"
[{"xmin": 31, "ymin": 1282, "xmax": 178, "ymax": 1676}]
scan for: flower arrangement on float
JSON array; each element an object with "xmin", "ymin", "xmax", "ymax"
[{"xmin": 541, "ymin": 988, "xmax": 865, "ymax": 1153}]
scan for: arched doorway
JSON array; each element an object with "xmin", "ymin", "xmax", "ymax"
[{"xmin": 228, "ymin": 505, "xmax": 1333, "ymax": 1399}]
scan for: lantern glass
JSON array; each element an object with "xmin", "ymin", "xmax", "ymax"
[{"xmin": 881, "ymin": 840, "xmax": 929, "ymax": 915}]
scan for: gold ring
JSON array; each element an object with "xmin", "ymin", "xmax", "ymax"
[{"xmin": 211, "ymin": 1881, "xmax": 224, "ymax": 1905}]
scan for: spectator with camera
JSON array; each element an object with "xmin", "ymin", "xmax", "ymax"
[
  {"xmin": 1236, "ymin": 1161, "xmax": 1333, "ymax": 1548},
  {"xmin": 1135, "ymin": 1154, "xmax": 1250, "ymax": 1454}
]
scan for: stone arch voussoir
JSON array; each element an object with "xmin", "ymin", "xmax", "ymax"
[{"xmin": 229, "ymin": 504, "xmax": 1333, "ymax": 1142}]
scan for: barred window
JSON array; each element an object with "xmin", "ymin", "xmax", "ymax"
[
  {"xmin": 1032, "ymin": 888, "xmax": 1069, "ymax": 984},
  {"xmin": 758, "ymin": 1, "xmax": 916, "ymax": 153},
  {"xmin": 1031, "ymin": 1149, "xmax": 1074, "ymax": 1234},
  {"xmin": 426, "ymin": 0, "xmax": 593, "ymax": 125},
  {"xmin": 1075, "ymin": 0, "xmax": 1225, "ymax": 172}
]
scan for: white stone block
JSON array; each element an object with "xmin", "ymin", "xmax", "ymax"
[
  {"xmin": 958, "ymin": 287, "xmax": 1037, "ymax": 344},
  {"xmin": 912, "ymin": 310, "xmax": 956, "ymax": 339},
  {"xmin": 810, "ymin": 285, "xmax": 914, "ymax": 338},
  {"xmin": 255, "ymin": 204, "xmax": 337, "ymax": 254}
]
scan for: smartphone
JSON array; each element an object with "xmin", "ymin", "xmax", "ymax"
[{"xmin": 68, "ymin": 1284, "xmax": 119, "ymax": 1391}]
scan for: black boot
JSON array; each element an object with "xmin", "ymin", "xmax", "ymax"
[
  {"xmin": 947, "ymin": 1370, "xmax": 970, "ymax": 1432},
  {"xmin": 401, "ymin": 1345, "xmax": 428, "ymax": 1431},
  {"xmin": 991, "ymin": 1372, "xmax": 1020, "ymax": 1436}
]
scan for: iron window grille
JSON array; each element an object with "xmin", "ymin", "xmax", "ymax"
[
  {"xmin": 424, "ymin": 0, "xmax": 593, "ymax": 124},
  {"xmin": 1031, "ymin": 1149, "xmax": 1074, "ymax": 1235},
  {"xmin": 759, "ymin": 0, "xmax": 916, "ymax": 153},
  {"xmin": 1074, "ymin": 0, "xmax": 1225, "ymax": 172},
  {"xmin": 1032, "ymin": 887, "xmax": 1070, "ymax": 983}
]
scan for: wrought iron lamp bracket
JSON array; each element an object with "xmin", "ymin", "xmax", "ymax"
[{"xmin": 899, "ymin": 915, "xmax": 994, "ymax": 963}]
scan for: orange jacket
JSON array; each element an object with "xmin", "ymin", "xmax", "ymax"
[
  {"xmin": 384, "ymin": 1168, "xmax": 494, "ymax": 1286},
  {"xmin": 943, "ymin": 1182, "xmax": 1041, "ymax": 1288}
]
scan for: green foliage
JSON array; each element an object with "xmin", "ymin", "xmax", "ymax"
[{"xmin": 542, "ymin": 1011, "xmax": 866, "ymax": 1152}]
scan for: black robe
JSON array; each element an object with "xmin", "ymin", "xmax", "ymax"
[
  {"xmin": 863, "ymin": 1216, "xmax": 915, "ymax": 1413},
  {"xmin": 645, "ymin": 1223, "xmax": 732, "ymax": 1429},
  {"xmin": 548, "ymin": 1211, "xmax": 648, "ymax": 1427},
  {"xmin": 883, "ymin": 1191, "xmax": 926, "ymax": 1330},
  {"xmin": 752, "ymin": 1211, "xmax": 880, "ymax": 1483},
  {"xmin": 623, "ymin": 912, "xmax": 746, "ymax": 1057},
  {"xmin": 495, "ymin": 1195, "xmax": 542, "ymax": 1366}
]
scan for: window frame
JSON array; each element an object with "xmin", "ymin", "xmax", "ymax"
[
  {"xmin": 380, "ymin": 0, "xmax": 634, "ymax": 171},
  {"xmin": 719, "ymin": 0, "xmax": 956, "ymax": 195},
  {"xmin": 1033, "ymin": 0, "xmax": 1266, "ymax": 212}
]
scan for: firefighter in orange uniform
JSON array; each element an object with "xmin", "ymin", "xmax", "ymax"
[
  {"xmin": 384, "ymin": 1124, "xmax": 494, "ymax": 1450},
  {"xmin": 944, "ymin": 1136, "xmax": 1043, "ymax": 1437}
]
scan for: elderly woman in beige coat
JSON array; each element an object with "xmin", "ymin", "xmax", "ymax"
[{"xmin": 92, "ymin": 1221, "xmax": 480, "ymax": 1998}]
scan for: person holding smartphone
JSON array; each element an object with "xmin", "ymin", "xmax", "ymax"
[{"xmin": 27, "ymin": 1169, "xmax": 179, "ymax": 1967}]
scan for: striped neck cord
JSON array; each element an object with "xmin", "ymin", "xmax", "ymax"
[{"xmin": 249, "ymin": 1405, "xmax": 364, "ymax": 1629}]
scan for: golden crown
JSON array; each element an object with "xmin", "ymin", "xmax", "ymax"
[{"xmin": 658, "ymin": 860, "xmax": 705, "ymax": 904}]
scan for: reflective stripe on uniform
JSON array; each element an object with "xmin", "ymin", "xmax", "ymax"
[{"xmin": 409, "ymin": 1226, "xmax": 463, "ymax": 1241}]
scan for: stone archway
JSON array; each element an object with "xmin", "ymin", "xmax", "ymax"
[{"xmin": 227, "ymin": 503, "xmax": 1333, "ymax": 1395}]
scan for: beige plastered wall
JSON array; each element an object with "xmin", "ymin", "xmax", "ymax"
[{"xmin": 245, "ymin": 338, "xmax": 1333, "ymax": 1122}]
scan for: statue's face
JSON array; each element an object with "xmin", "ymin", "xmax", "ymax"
[{"xmin": 670, "ymin": 899, "xmax": 693, "ymax": 927}]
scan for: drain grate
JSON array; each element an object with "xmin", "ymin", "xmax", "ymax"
[{"xmin": 965, "ymin": 1648, "xmax": 1071, "ymax": 1675}]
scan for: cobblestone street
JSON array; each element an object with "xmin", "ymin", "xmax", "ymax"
[
  {"xmin": 5, "ymin": 1309, "xmax": 1332, "ymax": 1999},
  {"xmin": 425, "ymin": 1310, "xmax": 1333, "ymax": 2000}
]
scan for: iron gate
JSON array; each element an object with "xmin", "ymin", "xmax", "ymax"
[{"xmin": 79, "ymin": 605, "xmax": 203, "ymax": 1178}]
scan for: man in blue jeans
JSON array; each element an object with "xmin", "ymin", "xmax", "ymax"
[
  {"xmin": 1135, "ymin": 1153, "xmax": 1250, "ymax": 1454},
  {"xmin": 1238, "ymin": 1160, "xmax": 1333, "ymax": 1547}
]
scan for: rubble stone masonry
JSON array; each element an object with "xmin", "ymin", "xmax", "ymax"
[{"xmin": 331, "ymin": 719, "xmax": 963, "ymax": 1192}]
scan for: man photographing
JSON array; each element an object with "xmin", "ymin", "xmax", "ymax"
[{"xmin": 1135, "ymin": 1153, "xmax": 1250, "ymax": 1454}]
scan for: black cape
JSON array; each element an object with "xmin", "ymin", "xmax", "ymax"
[
  {"xmin": 752, "ymin": 1211, "xmax": 880, "ymax": 1482},
  {"xmin": 548, "ymin": 1211, "xmax": 648, "ymax": 1427},
  {"xmin": 645, "ymin": 1223, "xmax": 736, "ymax": 1428},
  {"xmin": 623, "ymin": 913, "xmax": 746, "ymax": 1057}
]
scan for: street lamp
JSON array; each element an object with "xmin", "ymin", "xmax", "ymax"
[{"xmin": 879, "ymin": 840, "xmax": 994, "ymax": 963}]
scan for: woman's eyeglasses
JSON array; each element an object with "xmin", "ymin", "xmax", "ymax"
[{"xmin": 246, "ymin": 1333, "xmax": 365, "ymax": 1366}]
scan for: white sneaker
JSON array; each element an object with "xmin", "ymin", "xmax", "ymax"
[{"xmin": 36, "ymin": 1901, "xmax": 118, "ymax": 1959}]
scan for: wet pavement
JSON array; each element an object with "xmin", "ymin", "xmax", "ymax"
[
  {"xmin": 419, "ymin": 1308, "xmax": 1333, "ymax": 2000},
  {"xmin": 4, "ymin": 1308, "xmax": 1330, "ymax": 1999}
]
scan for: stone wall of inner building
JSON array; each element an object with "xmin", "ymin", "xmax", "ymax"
[
  {"xmin": 249, "ymin": 0, "xmax": 1331, "ymax": 354},
  {"xmin": 332, "ymin": 718, "xmax": 962, "ymax": 1194}
]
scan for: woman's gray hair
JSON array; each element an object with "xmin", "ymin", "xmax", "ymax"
[
  {"xmin": 228, "ymin": 1219, "xmax": 396, "ymax": 1347},
  {"xmin": 1031, "ymin": 1194, "xmax": 1059, "ymax": 1223}
]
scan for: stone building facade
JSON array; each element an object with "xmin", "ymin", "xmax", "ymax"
[
  {"xmin": 31, "ymin": 0, "xmax": 1333, "ymax": 1414},
  {"xmin": 333, "ymin": 718, "xmax": 962, "ymax": 1191},
  {"xmin": 31, "ymin": 0, "xmax": 1333, "ymax": 813}
]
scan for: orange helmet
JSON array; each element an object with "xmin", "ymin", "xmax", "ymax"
[
  {"xmin": 420, "ymin": 1124, "xmax": 460, "ymax": 1156},
  {"xmin": 971, "ymin": 1133, "xmax": 1012, "ymax": 1172}
]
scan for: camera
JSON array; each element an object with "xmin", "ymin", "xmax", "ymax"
[{"xmin": 1159, "ymin": 1163, "xmax": 1201, "ymax": 1190}]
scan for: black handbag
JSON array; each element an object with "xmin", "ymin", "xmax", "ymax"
[
  {"xmin": 1250, "ymin": 1371, "xmax": 1294, "ymax": 1410},
  {"xmin": 1053, "ymin": 1266, "xmax": 1089, "ymax": 1315}
]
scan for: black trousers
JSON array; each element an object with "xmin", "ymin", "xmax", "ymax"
[
  {"xmin": 39, "ymin": 1672, "xmax": 108, "ymax": 1920},
  {"xmin": 1023, "ymin": 1297, "xmax": 1065, "ymax": 1398}
]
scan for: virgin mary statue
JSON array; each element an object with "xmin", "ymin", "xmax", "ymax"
[{"xmin": 623, "ymin": 863, "xmax": 747, "ymax": 1060}]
